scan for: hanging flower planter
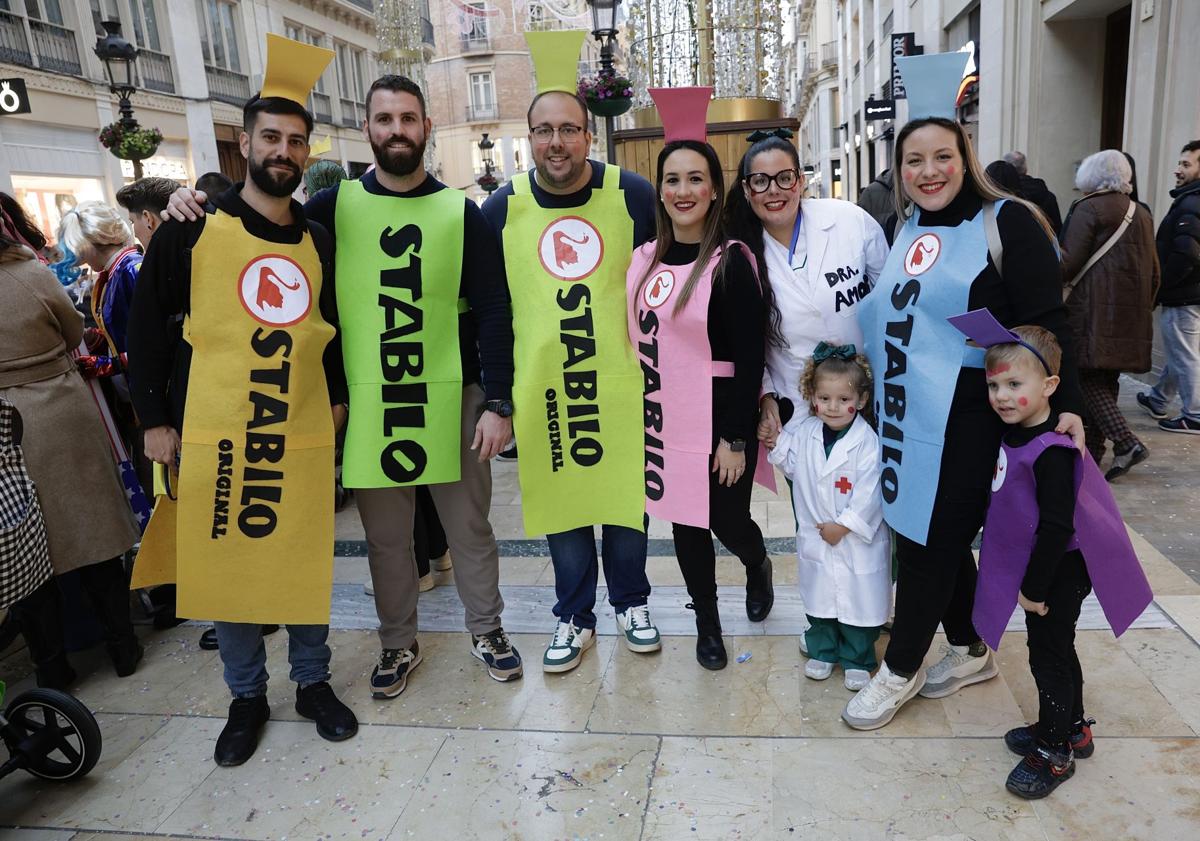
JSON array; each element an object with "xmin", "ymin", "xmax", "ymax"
[
  {"xmin": 578, "ymin": 70, "xmax": 634, "ymax": 118},
  {"xmin": 99, "ymin": 122, "xmax": 163, "ymax": 162},
  {"xmin": 477, "ymin": 172, "xmax": 499, "ymax": 193}
]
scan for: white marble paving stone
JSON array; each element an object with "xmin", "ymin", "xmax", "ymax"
[{"xmin": 328, "ymin": 580, "xmax": 1173, "ymax": 636}]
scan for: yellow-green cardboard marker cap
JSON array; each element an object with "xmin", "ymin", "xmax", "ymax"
[
  {"xmin": 524, "ymin": 30, "xmax": 588, "ymax": 95},
  {"xmin": 260, "ymin": 33, "xmax": 335, "ymax": 107}
]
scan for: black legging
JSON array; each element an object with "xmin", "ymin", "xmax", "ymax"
[
  {"xmin": 883, "ymin": 398, "xmax": 1003, "ymax": 675},
  {"xmin": 672, "ymin": 438, "xmax": 768, "ymax": 603},
  {"xmin": 1026, "ymin": 550, "xmax": 1091, "ymax": 744}
]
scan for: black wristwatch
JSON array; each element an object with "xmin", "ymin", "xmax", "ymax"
[
  {"xmin": 725, "ymin": 438, "xmax": 746, "ymax": 452},
  {"xmin": 485, "ymin": 399, "xmax": 514, "ymax": 418}
]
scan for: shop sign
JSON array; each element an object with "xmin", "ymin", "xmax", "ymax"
[{"xmin": 0, "ymin": 78, "xmax": 32, "ymax": 115}]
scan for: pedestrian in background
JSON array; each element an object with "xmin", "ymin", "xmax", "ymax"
[
  {"xmin": 1138, "ymin": 140, "xmax": 1200, "ymax": 434},
  {"xmin": 115, "ymin": 177, "xmax": 180, "ymax": 249},
  {"xmin": 1059, "ymin": 150, "xmax": 1159, "ymax": 479},
  {"xmin": 1004, "ymin": 150, "xmax": 1063, "ymax": 235}
]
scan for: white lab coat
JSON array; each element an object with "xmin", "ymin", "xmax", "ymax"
[
  {"xmin": 762, "ymin": 199, "xmax": 890, "ymax": 412},
  {"xmin": 769, "ymin": 414, "xmax": 891, "ymax": 627}
]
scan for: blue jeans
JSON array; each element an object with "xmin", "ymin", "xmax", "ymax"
[
  {"xmin": 213, "ymin": 622, "xmax": 331, "ymax": 698},
  {"xmin": 1148, "ymin": 304, "xmax": 1200, "ymax": 421},
  {"xmin": 546, "ymin": 521, "xmax": 650, "ymax": 629}
]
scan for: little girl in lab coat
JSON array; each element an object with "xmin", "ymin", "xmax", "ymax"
[{"xmin": 768, "ymin": 342, "xmax": 891, "ymax": 690}]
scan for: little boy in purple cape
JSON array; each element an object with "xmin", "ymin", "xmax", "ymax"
[{"xmin": 948, "ymin": 310, "xmax": 1152, "ymax": 801}]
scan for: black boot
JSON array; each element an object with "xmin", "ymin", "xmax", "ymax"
[
  {"xmin": 80, "ymin": 557, "xmax": 143, "ymax": 677},
  {"xmin": 214, "ymin": 695, "xmax": 271, "ymax": 766},
  {"xmin": 745, "ymin": 557, "xmax": 774, "ymax": 622},
  {"xmin": 9, "ymin": 578, "xmax": 77, "ymax": 689},
  {"xmin": 687, "ymin": 599, "xmax": 727, "ymax": 670}
]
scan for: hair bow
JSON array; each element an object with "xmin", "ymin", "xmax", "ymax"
[
  {"xmin": 746, "ymin": 127, "xmax": 795, "ymax": 143},
  {"xmin": 812, "ymin": 342, "xmax": 857, "ymax": 363}
]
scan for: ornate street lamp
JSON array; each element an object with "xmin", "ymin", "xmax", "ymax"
[
  {"xmin": 586, "ymin": 0, "xmax": 623, "ymax": 164},
  {"xmin": 477, "ymin": 132, "xmax": 499, "ymax": 194},
  {"xmin": 94, "ymin": 21, "xmax": 154, "ymax": 179}
]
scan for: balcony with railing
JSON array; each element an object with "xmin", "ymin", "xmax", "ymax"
[
  {"xmin": 0, "ymin": 11, "xmax": 33, "ymax": 66},
  {"xmin": 2, "ymin": 12, "xmax": 84, "ymax": 75},
  {"xmin": 311, "ymin": 91, "xmax": 333, "ymax": 124},
  {"xmin": 340, "ymin": 98, "xmax": 365, "ymax": 128},
  {"xmin": 206, "ymin": 65, "xmax": 251, "ymax": 105},
  {"xmin": 138, "ymin": 47, "xmax": 175, "ymax": 94},
  {"xmin": 460, "ymin": 33, "xmax": 491, "ymax": 54},
  {"xmin": 466, "ymin": 102, "xmax": 497, "ymax": 122}
]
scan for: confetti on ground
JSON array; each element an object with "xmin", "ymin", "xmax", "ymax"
[{"xmin": 736, "ymin": 652, "xmax": 752, "ymax": 663}]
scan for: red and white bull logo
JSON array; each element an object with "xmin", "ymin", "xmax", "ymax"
[
  {"xmin": 238, "ymin": 254, "xmax": 312, "ymax": 327},
  {"xmin": 903, "ymin": 233, "xmax": 941, "ymax": 277},
  {"xmin": 643, "ymin": 269, "xmax": 675, "ymax": 309},
  {"xmin": 538, "ymin": 216, "xmax": 605, "ymax": 281}
]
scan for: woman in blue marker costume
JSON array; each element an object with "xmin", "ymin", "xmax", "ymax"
[{"xmin": 842, "ymin": 52, "xmax": 1085, "ymax": 731}]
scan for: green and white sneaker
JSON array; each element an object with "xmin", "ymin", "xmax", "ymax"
[
  {"xmin": 615, "ymin": 605, "xmax": 661, "ymax": 653},
  {"xmin": 542, "ymin": 620, "xmax": 595, "ymax": 673}
]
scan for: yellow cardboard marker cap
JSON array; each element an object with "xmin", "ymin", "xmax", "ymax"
[
  {"xmin": 524, "ymin": 30, "xmax": 587, "ymax": 95},
  {"xmin": 260, "ymin": 33, "xmax": 335, "ymax": 107}
]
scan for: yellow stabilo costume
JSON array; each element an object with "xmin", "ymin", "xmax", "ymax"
[{"xmin": 132, "ymin": 34, "xmax": 337, "ymax": 624}]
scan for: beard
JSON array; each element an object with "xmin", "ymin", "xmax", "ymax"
[
  {"xmin": 248, "ymin": 154, "xmax": 302, "ymax": 198},
  {"xmin": 534, "ymin": 153, "xmax": 588, "ymax": 191},
  {"xmin": 371, "ymin": 132, "xmax": 426, "ymax": 177}
]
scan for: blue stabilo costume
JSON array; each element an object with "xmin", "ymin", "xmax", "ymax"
[{"xmin": 857, "ymin": 200, "xmax": 1004, "ymax": 545}]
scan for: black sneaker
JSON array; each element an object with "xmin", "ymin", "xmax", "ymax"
[
  {"xmin": 370, "ymin": 641, "xmax": 422, "ymax": 699},
  {"xmin": 295, "ymin": 681, "xmax": 358, "ymax": 742},
  {"xmin": 472, "ymin": 627, "xmax": 524, "ymax": 681},
  {"xmin": 1158, "ymin": 416, "xmax": 1200, "ymax": 435},
  {"xmin": 1004, "ymin": 718, "xmax": 1095, "ymax": 759},
  {"xmin": 1135, "ymin": 392, "xmax": 1168, "ymax": 420},
  {"xmin": 214, "ymin": 695, "xmax": 270, "ymax": 766},
  {"xmin": 1104, "ymin": 442, "xmax": 1148, "ymax": 482},
  {"xmin": 1005, "ymin": 744, "xmax": 1075, "ymax": 799}
]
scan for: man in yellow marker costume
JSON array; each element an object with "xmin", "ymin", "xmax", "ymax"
[{"xmin": 127, "ymin": 35, "xmax": 357, "ymax": 767}]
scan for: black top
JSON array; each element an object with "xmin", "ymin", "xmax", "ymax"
[
  {"xmin": 481, "ymin": 161, "xmax": 658, "ymax": 249},
  {"xmin": 656, "ymin": 239, "xmax": 765, "ymax": 442},
  {"xmin": 127, "ymin": 185, "xmax": 347, "ymax": 432},
  {"xmin": 886, "ymin": 189, "xmax": 1085, "ymax": 419},
  {"xmin": 304, "ymin": 169, "xmax": 514, "ymax": 401},
  {"xmin": 1156, "ymin": 179, "xmax": 1200, "ymax": 306},
  {"xmin": 1003, "ymin": 414, "xmax": 1078, "ymax": 603}
]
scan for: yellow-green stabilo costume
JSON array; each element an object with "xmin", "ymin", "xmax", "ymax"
[{"xmin": 504, "ymin": 165, "xmax": 645, "ymax": 535}]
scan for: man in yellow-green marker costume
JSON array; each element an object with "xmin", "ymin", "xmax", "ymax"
[{"xmin": 481, "ymin": 31, "xmax": 662, "ymax": 674}]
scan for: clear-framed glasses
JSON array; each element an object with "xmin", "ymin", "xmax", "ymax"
[
  {"xmin": 745, "ymin": 168, "xmax": 800, "ymax": 194},
  {"xmin": 531, "ymin": 124, "xmax": 585, "ymax": 144}
]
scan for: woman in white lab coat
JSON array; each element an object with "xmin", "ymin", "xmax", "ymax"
[
  {"xmin": 726, "ymin": 133, "xmax": 890, "ymax": 439},
  {"xmin": 767, "ymin": 345, "xmax": 891, "ymax": 691}
]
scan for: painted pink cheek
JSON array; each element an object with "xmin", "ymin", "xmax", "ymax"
[
  {"xmin": 946, "ymin": 165, "xmax": 957, "ymax": 176},
  {"xmin": 902, "ymin": 170, "xmax": 914, "ymax": 182},
  {"xmin": 1018, "ymin": 397, "xmax": 1028, "ymax": 407},
  {"xmin": 847, "ymin": 406, "xmax": 855, "ymax": 414}
]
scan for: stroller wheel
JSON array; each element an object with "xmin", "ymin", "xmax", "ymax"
[{"xmin": 4, "ymin": 688, "xmax": 102, "ymax": 780}]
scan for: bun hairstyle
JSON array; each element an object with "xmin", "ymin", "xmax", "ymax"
[
  {"xmin": 56, "ymin": 201, "xmax": 133, "ymax": 264},
  {"xmin": 800, "ymin": 343, "xmax": 874, "ymax": 407}
]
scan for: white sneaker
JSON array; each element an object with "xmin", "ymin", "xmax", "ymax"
[
  {"xmin": 615, "ymin": 605, "xmax": 661, "ymax": 653},
  {"xmin": 433, "ymin": 552, "xmax": 453, "ymax": 572},
  {"xmin": 364, "ymin": 580, "xmax": 374, "ymax": 597},
  {"xmin": 804, "ymin": 659, "xmax": 835, "ymax": 680},
  {"xmin": 542, "ymin": 621, "xmax": 595, "ymax": 673},
  {"xmin": 841, "ymin": 662, "xmax": 926, "ymax": 730},
  {"xmin": 418, "ymin": 572, "xmax": 434, "ymax": 592},
  {"xmin": 844, "ymin": 669, "xmax": 871, "ymax": 691},
  {"xmin": 918, "ymin": 644, "xmax": 998, "ymax": 699},
  {"xmin": 798, "ymin": 632, "xmax": 809, "ymax": 657}
]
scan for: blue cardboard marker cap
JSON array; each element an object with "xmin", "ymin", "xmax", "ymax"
[{"xmin": 896, "ymin": 52, "xmax": 971, "ymax": 121}]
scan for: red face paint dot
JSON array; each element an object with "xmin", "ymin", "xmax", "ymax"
[
  {"xmin": 1018, "ymin": 397, "xmax": 1028, "ymax": 407},
  {"xmin": 848, "ymin": 406, "xmax": 856, "ymax": 414},
  {"xmin": 902, "ymin": 170, "xmax": 914, "ymax": 181},
  {"xmin": 986, "ymin": 363, "xmax": 1011, "ymax": 377},
  {"xmin": 947, "ymin": 165, "xmax": 957, "ymax": 176}
]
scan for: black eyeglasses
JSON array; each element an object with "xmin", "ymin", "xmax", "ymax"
[{"xmin": 744, "ymin": 169, "xmax": 800, "ymax": 194}]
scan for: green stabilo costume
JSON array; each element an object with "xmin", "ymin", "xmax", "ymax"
[
  {"xmin": 334, "ymin": 180, "xmax": 466, "ymax": 488},
  {"xmin": 504, "ymin": 165, "xmax": 645, "ymax": 535}
]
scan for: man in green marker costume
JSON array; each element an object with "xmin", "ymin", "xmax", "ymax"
[{"xmin": 166, "ymin": 75, "xmax": 521, "ymax": 696}]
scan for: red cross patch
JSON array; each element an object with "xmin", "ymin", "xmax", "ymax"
[{"xmin": 834, "ymin": 476, "xmax": 853, "ymax": 495}]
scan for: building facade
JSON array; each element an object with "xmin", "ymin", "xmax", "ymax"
[
  {"xmin": 784, "ymin": 0, "xmax": 842, "ymax": 197},
  {"xmin": 0, "ymin": 0, "xmax": 380, "ymax": 242},
  {"xmin": 818, "ymin": 0, "xmax": 1200, "ymax": 221},
  {"xmin": 423, "ymin": 0, "xmax": 606, "ymax": 203}
]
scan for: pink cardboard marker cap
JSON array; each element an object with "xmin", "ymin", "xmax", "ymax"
[{"xmin": 648, "ymin": 87, "xmax": 714, "ymax": 144}]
